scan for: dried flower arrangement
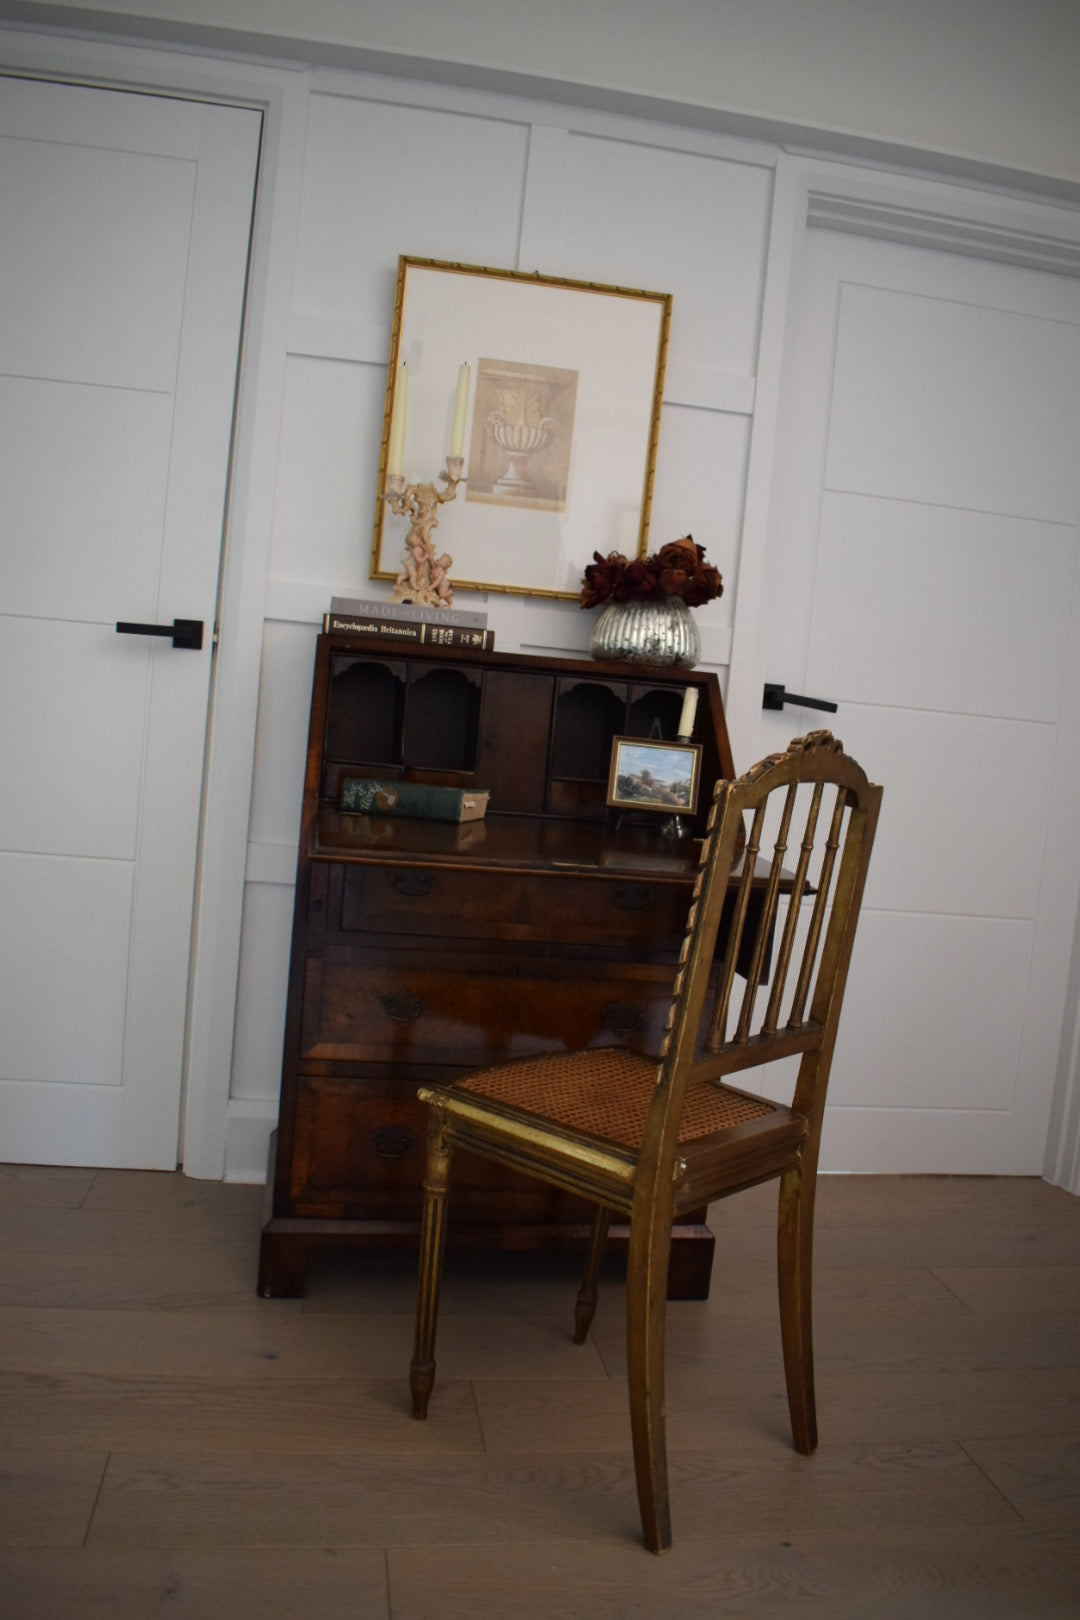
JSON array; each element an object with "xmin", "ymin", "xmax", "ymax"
[{"xmin": 579, "ymin": 536, "xmax": 723, "ymax": 610}]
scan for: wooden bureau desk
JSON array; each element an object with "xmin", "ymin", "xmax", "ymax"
[{"xmin": 258, "ymin": 633, "xmax": 737, "ymax": 1301}]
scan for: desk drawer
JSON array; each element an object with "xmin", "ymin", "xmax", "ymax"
[
  {"xmin": 299, "ymin": 942, "xmax": 675, "ymax": 1067},
  {"xmin": 289, "ymin": 1077, "xmax": 595, "ymax": 1224},
  {"xmin": 338, "ymin": 864, "xmax": 688, "ymax": 947}
]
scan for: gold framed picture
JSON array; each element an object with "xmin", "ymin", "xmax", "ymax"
[
  {"xmin": 606, "ymin": 737, "xmax": 702, "ymax": 816},
  {"xmin": 371, "ymin": 257, "xmax": 672, "ymax": 600}
]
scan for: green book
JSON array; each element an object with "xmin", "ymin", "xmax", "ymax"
[{"xmin": 340, "ymin": 778, "xmax": 490, "ymax": 823}]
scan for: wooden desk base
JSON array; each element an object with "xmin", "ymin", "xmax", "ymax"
[{"xmin": 257, "ymin": 1134, "xmax": 716, "ymax": 1301}]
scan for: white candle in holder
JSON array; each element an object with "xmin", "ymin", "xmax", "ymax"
[
  {"xmin": 387, "ymin": 362, "xmax": 408, "ymax": 477},
  {"xmin": 677, "ymin": 685, "xmax": 698, "ymax": 740},
  {"xmin": 450, "ymin": 361, "xmax": 470, "ymax": 458}
]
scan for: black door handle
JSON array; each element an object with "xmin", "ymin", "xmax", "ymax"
[
  {"xmin": 763, "ymin": 682, "xmax": 837, "ymax": 714},
  {"xmin": 116, "ymin": 618, "xmax": 204, "ymax": 650}
]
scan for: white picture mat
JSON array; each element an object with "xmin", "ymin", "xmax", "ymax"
[{"xmin": 371, "ymin": 261, "xmax": 669, "ymax": 598}]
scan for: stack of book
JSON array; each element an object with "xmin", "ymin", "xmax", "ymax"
[{"xmin": 323, "ymin": 595, "xmax": 494, "ymax": 651}]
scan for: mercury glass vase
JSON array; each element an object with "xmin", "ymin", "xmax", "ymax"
[{"xmin": 589, "ymin": 594, "xmax": 701, "ymax": 668}]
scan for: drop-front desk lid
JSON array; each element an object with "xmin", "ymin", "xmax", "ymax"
[{"xmin": 311, "ymin": 806, "xmax": 773, "ymax": 888}]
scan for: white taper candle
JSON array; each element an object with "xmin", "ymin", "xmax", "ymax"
[
  {"xmin": 450, "ymin": 362, "xmax": 470, "ymax": 458},
  {"xmin": 677, "ymin": 685, "xmax": 698, "ymax": 740}
]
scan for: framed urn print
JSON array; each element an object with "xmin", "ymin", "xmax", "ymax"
[{"xmin": 371, "ymin": 257, "xmax": 672, "ymax": 600}]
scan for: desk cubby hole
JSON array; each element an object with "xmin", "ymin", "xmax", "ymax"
[
  {"xmin": 401, "ymin": 664, "xmax": 481, "ymax": 774},
  {"xmin": 550, "ymin": 678, "xmax": 625, "ymax": 783},
  {"xmin": 627, "ymin": 684, "xmax": 686, "ymax": 742},
  {"xmin": 547, "ymin": 678, "xmax": 694, "ymax": 819},
  {"xmin": 323, "ymin": 656, "xmax": 407, "ymax": 791}
]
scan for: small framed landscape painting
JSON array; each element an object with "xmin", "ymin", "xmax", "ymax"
[{"xmin": 606, "ymin": 738, "xmax": 702, "ymax": 816}]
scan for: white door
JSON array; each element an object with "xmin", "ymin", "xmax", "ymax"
[
  {"xmin": 0, "ymin": 76, "xmax": 260, "ymax": 1168},
  {"xmin": 760, "ymin": 227, "xmax": 1080, "ymax": 1174}
]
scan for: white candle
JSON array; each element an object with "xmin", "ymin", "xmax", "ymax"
[
  {"xmin": 677, "ymin": 685, "xmax": 698, "ymax": 739},
  {"xmin": 387, "ymin": 362, "xmax": 408, "ymax": 477},
  {"xmin": 449, "ymin": 361, "xmax": 470, "ymax": 458}
]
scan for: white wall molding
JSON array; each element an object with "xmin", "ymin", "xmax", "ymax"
[
  {"xmin": 286, "ymin": 313, "xmax": 387, "ymax": 365},
  {"xmin": 223, "ymin": 1097, "xmax": 277, "ymax": 1184},
  {"xmin": 1046, "ymin": 949, "xmax": 1080, "ymax": 1195},
  {"xmin": 244, "ymin": 840, "xmax": 298, "ymax": 888},
  {"xmin": 284, "ymin": 317, "xmax": 758, "ymax": 417},
  {"xmin": 721, "ymin": 152, "xmax": 807, "ymax": 770},
  {"xmin": 517, "ymin": 123, "xmax": 568, "ymax": 273},
  {"xmin": 664, "ymin": 364, "xmax": 755, "ymax": 416},
  {"xmin": 807, "ymin": 191, "xmax": 1080, "ymax": 278},
  {"xmin": 6, "ymin": 4, "xmax": 1079, "ymax": 204},
  {"xmin": 261, "ymin": 576, "xmax": 734, "ymax": 668},
  {"xmin": 310, "ymin": 65, "xmax": 780, "ymax": 172},
  {"xmin": 180, "ymin": 67, "xmax": 308, "ymax": 1181}
]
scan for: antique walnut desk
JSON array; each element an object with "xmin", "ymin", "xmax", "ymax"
[{"xmin": 257, "ymin": 631, "xmax": 739, "ymax": 1301}]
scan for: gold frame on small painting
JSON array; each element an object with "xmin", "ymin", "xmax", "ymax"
[
  {"xmin": 606, "ymin": 737, "xmax": 703, "ymax": 817},
  {"xmin": 370, "ymin": 257, "xmax": 672, "ymax": 601}
]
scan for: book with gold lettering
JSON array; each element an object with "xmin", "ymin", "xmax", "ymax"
[{"xmin": 323, "ymin": 613, "xmax": 494, "ymax": 649}]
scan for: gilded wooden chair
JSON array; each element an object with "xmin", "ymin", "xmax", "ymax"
[{"xmin": 409, "ymin": 730, "xmax": 882, "ymax": 1552}]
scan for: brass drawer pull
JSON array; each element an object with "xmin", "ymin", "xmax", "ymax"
[
  {"xmin": 391, "ymin": 870, "xmax": 434, "ymax": 899},
  {"xmin": 370, "ymin": 1125, "xmax": 416, "ymax": 1159},
  {"xmin": 603, "ymin": 1001, "xmax": 644, "ymax": 1034},
  {"xmin": 612, "ymin": 886, "xmax": 653, "ymax": 914},
  {"xmin": 379, "ymin": 990, "xmax": 425, "ymax": 1023}
]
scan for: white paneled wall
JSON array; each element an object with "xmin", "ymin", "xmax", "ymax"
[{"xmin": 225, "ymin": 77, "xmax": 775, "ymax": 1177}]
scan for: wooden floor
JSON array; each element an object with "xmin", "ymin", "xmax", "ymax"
[{"xmin": 1, "ymin": 1168, "xmax": 1078, "ymax": 1618}]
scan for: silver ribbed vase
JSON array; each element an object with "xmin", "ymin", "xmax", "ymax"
[{"xmin": 589, "ymin": 595, "xmax": 700, "ymax": 668}]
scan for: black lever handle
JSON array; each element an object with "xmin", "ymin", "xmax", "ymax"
[
  {"xmin": 116, "ymin": 618, "xmax": 204, "ymax": 650},
  {"xmin": 763, "ymin": 682, "xmax": 837, "ymax": 714}
]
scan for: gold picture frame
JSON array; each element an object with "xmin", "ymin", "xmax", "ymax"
[
  {"xmin": 606, "ymin": 737, "xmax": 702, "ymax": 816},
  {"xmin": 371, "ymin": 257, "xmax": 672, "ymax": 601}
]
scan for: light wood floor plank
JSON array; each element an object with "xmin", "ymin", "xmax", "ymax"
[
  {"xmin": 934, "ymin": 1264, "xmax": 1080, "ymax": 1313},
  {"xmin": 0, "ymin": 1303, "xmax": 607, "ymax": 1383},
  {"xmin": 80, "ymin": 1169, "xmax": 264, "ymax": 1221},
  {"xmin": 0, "ymin": 1372, "xmax": 483, "ymax": 1455},
  {"xmin": 385, "ymin": 1524, "xmax": 1080, "ymax": 1619},
  {"xmin": 0, "ymin": 1446, "xmax": 106, "ymax": 1548},
  {"xmin": 82, "ymin": 1438, "xmax": 1016, "ymax": 1550},
  {"xmin": 1, "ymin": 1164, "xmax": 1077, "ymax": 1615},
  {"xmin": 0, "ymin": 1546, "xmax": 389, "ymax": 1620},
  {"xmin": 472, "ymin": 1362, "xmax": 1080, "ymax": 1454},
  {"xmin": 0, "ymin": 1165, "xmax": 95, "ymax": 1209},
  {"xmin": 961, "ymin": 1434, "xmax": 1080, "ymax": 1521}
]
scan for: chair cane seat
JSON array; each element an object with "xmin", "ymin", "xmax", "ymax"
[{"xmin": 456, "ymin": 1046, "xmax": 777, "ymax": 1152}]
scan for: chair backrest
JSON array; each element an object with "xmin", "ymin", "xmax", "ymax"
[{"xmin": 643, "ymin": 730, "xmax": 882, "ymax": 1178}]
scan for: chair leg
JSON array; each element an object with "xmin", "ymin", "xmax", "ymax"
[
  {"xmin": 573, "ymin": 1205, "xmax": 611, "ymax": 1344},
  {"xmin": 625, "ymin": 1209, "xmax": 674, "ymax": 1554},
  {"xmin": 410, "ymin": 1109, "xmax": 452, "ymax": 1421},
  {"xmin": 777, "ymin": 1162, "xmax": 818, "ymax": 1454}
]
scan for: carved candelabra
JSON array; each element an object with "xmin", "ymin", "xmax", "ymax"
[{"xmin": 383, "ymin": 456, "xmax": 465, "ymax": 608}]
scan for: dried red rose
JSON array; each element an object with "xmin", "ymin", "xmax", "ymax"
[{"xmin": 579, "ymin": 535, "xmax": 722, "ymax": 609}]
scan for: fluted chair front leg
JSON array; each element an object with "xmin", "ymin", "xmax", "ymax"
[
  {"xmin": 574, "ymin": 1205, "xmax": 612, "ymax": 1344},
  {"xmin": 410, "ymin": 1108, "xmax": 452, "ymax": 1420}
]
